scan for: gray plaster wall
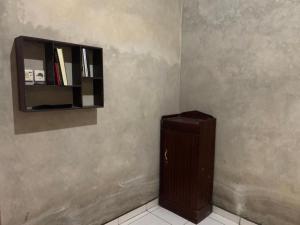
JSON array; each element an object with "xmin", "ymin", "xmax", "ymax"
[
  {"xmin": 0, "ymin": 1, "xmax": 183, "ymax": 224},
  {"xmin": 180, "ymin": 0, "xmax": 300, "ymax": 225}
]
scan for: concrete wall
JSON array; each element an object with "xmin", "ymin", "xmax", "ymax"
[
  {"xmin": 0, "ymin": 1, "xmax": 183, "ymax": 224},
  {"xmin": 2, "ymin": 1, "xmax": 300, "ymax": 224},
  {"xmin": 180, "ymin": 0, "xmax": 300, "ymax": 225}
]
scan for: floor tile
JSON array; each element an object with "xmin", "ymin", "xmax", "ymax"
[
  {"xmin": 240, "ymin": 218, "xmax": 257, "ymax": 225},
  {"xmin": 210, "ymin": 213, "xmax": 239, "ymax": 225},
  {"xmin": 124, "ymin": 213, "xmax": 170, "ymax": 225},
  {"xmin": 185, "ymin": 217, "xmax": 223, "ymax": 225},
  {"xmin": 121, "ymin": 212, "xmax": 149, "ymax": 225},
  {"xmin": 118, "ymin": 205, "xmax": 147, "ymax": 224},
  {"xmin": 151, "ymin": 207, "xmax": 187, "ymax": 225},
  {"xmin": 213, "ymin": 207, "xmax": 240, "ymax": 224},
  {"xmin": 146, "ymin": 199, "xmax": 158, "ymax": 210},
  {"xmin": 104, "ymin": 219, "xmax": 118, "ymax": 225},
  {"xmin": 114, "ymin": 203, "xmax": 252, "ymax": 225},
  {"xmin": 147, "ymin": 205, "xmax": 160, "ymax": 212}
]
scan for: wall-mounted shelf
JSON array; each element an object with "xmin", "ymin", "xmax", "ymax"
[{"xmin": 15, "ymin": 36, "xmax": 104, "ymax": 112}]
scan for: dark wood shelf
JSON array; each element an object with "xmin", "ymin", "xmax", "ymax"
[
  {"xmin": 25, "ymin": 106, "xmax": 82, "ymax": 112},
  {"xmin": 82, "ymin": 77, "xmax": 103, "ymax": 80},
  {"xmin": 25, "ymin": 105, "xmax": 102, "ymax": 112},
  {"xmin": 15, "ymin": 36, "xmax": 104, "ymax": 112},
  {"xmin": 82, "ymin": 105, "xmax": 100, "ymax": 109},
  {"xmin": 25, "ymin": 84, "xmax": 81, "ymax": 87}
]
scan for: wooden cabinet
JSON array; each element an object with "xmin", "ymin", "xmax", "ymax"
[{"xmin": 159, "ymin": 111, "xmax": 216, "ymax": 224}]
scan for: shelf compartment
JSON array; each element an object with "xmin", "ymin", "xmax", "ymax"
[
  {"xmin": 81, "ymin": 79, "xmax": 94, "ymax": 107},
  {"xmin": 25, "ymin": 85, "xmax": 74, "ymax": 108},
  {"xmin": 94, "ymin": 78, "xmax": 104, "ymax": 107},
  {"xmin": 81, "ymin": 47, "xmax": 103, "ymax": 79},
  {"xmin": 53, "ymin": 44, "xmax": 81, "ymax": 86},
  {"xmin": 73, "ymin": 86, "xmax": 82, "ymax": 108},
  {"xmin": 25, "ymin": 84, "xmax": 81, "ymax": 87}
]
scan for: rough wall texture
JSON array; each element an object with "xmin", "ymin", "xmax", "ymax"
[
  {"xmin": 0, "ymin": 1, "xmax": 183, "ymax": 224},
  {"xmin": 180, "ymin": 0, "xmax": 300, "ymax": 225}
]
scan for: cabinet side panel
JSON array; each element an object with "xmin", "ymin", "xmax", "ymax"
[
  {"xmin": 15, "ymin": 37, "xmax": 26, "ymax": 111},
  {"xmin": 45, "ymin": 42, "xmax": 55, "ymax": 85},
  {"xmin": 72, "ymin": 46, "xmax": 81, "ymax": 86},
  {"xmin": 198, "ymin": 120, "xmax": 216, "ymax": 207},
  {"xmin": 209, "ymin": 120, "xmax": 216, "ymax": 202}
]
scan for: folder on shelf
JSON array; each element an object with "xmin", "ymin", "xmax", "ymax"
[
  {"xmin": 65, "ymin": 62, "xmax": 73, "ymax": 85},
  {"xmin": 82, "ymin": 48, "xmax": 89, "ymax": 77},
  {"xmin": 56, "ymin": 48, "xmax": 68, "ymax": 85},
  {"xmin": 54, "ymin": 49, "xmax": 62, "ymax": 85}
]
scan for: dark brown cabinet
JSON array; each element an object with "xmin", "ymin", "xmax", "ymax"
[{"xmin": 159, "ymin": 111, "xmax": 216, "ymax": 224}]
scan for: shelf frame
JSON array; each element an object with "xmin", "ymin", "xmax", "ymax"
[{"xmin": 15, "ymin": 36, "xmax": 104, "ymax": 112}]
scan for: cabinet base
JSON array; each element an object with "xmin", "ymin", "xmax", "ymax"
[{"xmin": 159, "ymin": 199, "xmax": 212, "ymax": 224}]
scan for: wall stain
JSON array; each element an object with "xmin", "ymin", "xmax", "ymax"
[
  {"xmin": 181, "ymin": 0, "xmax": 300, "ymax": 224},
  {"xmin": 0, "ymin": 1, "xmax": 182, "ymax": 225}
]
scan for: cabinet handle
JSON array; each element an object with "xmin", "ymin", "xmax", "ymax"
[{"xmin": 164, "ymin": 148, "xmax": 168, "ymax": 163}]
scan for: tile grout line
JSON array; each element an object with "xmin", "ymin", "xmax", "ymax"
[
  {"xmin": 148, "ymin": 210, "xmax": 173, "ymax": 225},
  {"xmin": 117, "ymin": 206, "xmax": 147, "ymax": 225},
  {"xmin": 111, "ymin": 199, "xmax": 255, "ymax": 225},
  {"xmin": 209, "ymin": 216, "xmax": 226, "ymax": 225},
  {"xmin": 213, "ymin": 206, "xmax": 244, "ymax": 225},
  {"xmin": 117, "ymin": 199, "xmax": 158, "ymax": 225},
  {"xmin": 119, "ymin": 212, "xmax": 149, "ymax": 225}
]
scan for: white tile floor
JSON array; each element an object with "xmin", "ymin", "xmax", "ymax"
[{"xmin": 105, "ymin": 199, "xmax": 258, "ymax": 225}]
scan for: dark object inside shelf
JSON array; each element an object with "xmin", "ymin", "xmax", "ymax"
[{"xmin": 30, "ymin": 104, "xmax": 73, "ymax": 110}]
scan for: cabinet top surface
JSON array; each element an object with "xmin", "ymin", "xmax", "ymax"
[{"xmin": 163, "ymin": 111, "xmax": 215, "ymax": 123}]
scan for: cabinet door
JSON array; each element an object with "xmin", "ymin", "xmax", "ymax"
[{"xmin": 160, "ymin": 128, "xmax": 199, "ymax": 209}]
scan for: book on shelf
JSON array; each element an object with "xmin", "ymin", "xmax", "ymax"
[
  {"xmin": 63, "ymin": 47, "xmax": 73, "ymax": 85},
  {"xmin": 56, "ymin": 48, "xmax": 68, "ymax": 86},
  {"xmin": 82, "ymin": 48, "xmax": 89, "ymax": 77},
  {"xmin": 81, "ymin": 50, "xmax": 85, "ymax": 77},
  {"xmin": 54, "ymin": 49, "xmax": 62, "ymax": 85}
]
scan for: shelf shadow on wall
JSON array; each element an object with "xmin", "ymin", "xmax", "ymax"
[{"xmin": 10, "ymin": 42, "xmax": 98, "ymax": 134}]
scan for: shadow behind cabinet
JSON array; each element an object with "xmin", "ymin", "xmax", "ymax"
[{"xmin": 159, "ymin": 111, "xmax": 216, "ymax": 224}]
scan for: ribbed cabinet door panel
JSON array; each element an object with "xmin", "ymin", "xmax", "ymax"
[{"xmin": 160, "ymin": 129, "xmax": 199, "ymax": 209}]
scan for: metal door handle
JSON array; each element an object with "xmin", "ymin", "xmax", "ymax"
[{"xmin": 164, "ymin": 148, "xmax": 168, "ymax": 162}]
